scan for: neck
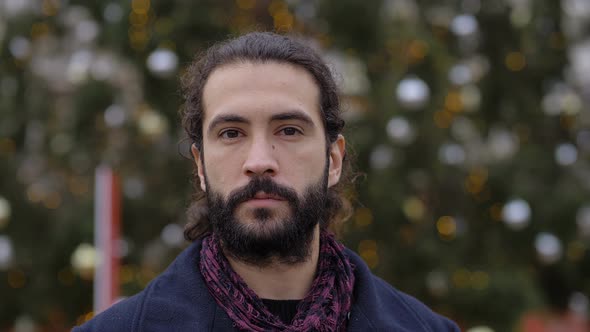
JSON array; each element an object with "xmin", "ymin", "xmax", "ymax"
[{"xmin": 224, "ymin": 225, "xmax": 320, "ymax": 300}]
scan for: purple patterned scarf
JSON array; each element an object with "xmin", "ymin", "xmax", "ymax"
[{"xmin": 199, "ymin": 231, "xmax": 355, "ymax": 332}]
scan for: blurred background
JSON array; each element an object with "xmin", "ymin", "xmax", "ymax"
[{"xmin": 1, "ymin": 0, "xmax": 589, "ymax": 331}]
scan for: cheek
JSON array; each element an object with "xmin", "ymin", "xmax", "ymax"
[
  {"xmin": 280, "ymin": 146, "xmax": 326, "ymax": 184},
  {"xmin": 206, "ymin": 165, "xmax": 229, "ymax": 186},
  {"xmin": 203, "ymin": 152, "xmax": 237, "ymax": 191}
]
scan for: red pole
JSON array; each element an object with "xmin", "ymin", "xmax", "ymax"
[{"xmin": 93, "ymin": 166, "xmax": 121, "ymax": 314}]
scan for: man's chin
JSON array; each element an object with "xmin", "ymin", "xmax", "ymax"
[
  {"xmin": 221, "ymin": 240, "xmax": 314, "ymax": 267},
  {"xmin": 234, "ymin": 205, "xmax": 291, "ymax": 224},
  {"xmin": 216, "ymin": 220, "xmax": 317, "ymax": 266},
  {"xmin": 234, "ymin": 217, "xmax": 295, "ymax": 239}
]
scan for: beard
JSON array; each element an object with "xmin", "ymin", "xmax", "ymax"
[{"xmin": 205, "ymin": 172, "xmax": 329, "ymax": 267}]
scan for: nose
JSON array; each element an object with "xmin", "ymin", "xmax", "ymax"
[{"xmin": 242, "ymin": 136, "xmax": 278, "ymax": 177}]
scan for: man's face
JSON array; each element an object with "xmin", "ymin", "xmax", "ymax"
[{"xmin": 191, "ymin": 61, "xmax": 345, "ymax": 264}]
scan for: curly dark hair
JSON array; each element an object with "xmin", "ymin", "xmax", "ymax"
[{"xmin": 180, "ymin": 32, "xmax": 353, "ymax": 241}]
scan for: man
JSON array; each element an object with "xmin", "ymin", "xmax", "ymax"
[{"xmin": 74, "ymin": 32, "xmax": 460, "ymax": 331}]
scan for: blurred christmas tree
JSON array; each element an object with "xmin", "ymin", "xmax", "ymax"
[{"xmin": 0, "ymin": 0, "xmax": 589, "ymax": 331}]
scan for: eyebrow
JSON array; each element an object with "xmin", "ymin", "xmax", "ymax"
[
  {"xmin": 207, "ymin": 110, "xmax": 315, "ymax": 134},
  {"xmin": 207, "ymin": 114, "xmax": 249, "ymax": 134},
  {"xmin": 270, "ymin": 111, "xmax": 314, "ymax": 127}
]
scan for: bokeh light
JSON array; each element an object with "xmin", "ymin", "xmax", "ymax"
[
  {"xmin": 0, "ymin": 196, "xmax": 11, "ymax": 228},
  {"xmin": 396, "ymin": 76, "xmax": 430, "ymax": 110},
  {"xmin": 0, "ymin": 235, "xmax": 14, "ymax": 269},
  {"xmin": 386, "ymin": 116, "xmax": 416, "ymax": 145},
  {"xmin": 146, "ymin": 48, "xmax": 178, "ymax": 78},
  {"xmin": 554, "ymin": 143, "xmax": 578, "ymax": 166},
  {"xmin": 502, "ymin": 199, "xmax": 531, "ymax": 230},
  {"xmin": 534, "ymin": 232, "xmax": 563, "ymax": 264}
]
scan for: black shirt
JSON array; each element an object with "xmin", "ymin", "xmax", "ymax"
[{"xmin": 261, "ymin": 299, "xmax": 301, "ymax": 324}]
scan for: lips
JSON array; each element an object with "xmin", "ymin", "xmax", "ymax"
[
  {"xmin": 241, "ymin": 192, "xmax": 286, "ymax": 209},
  {"xmin": 252, "ymin": 192, "xmax": 285, "ymax": 201}
]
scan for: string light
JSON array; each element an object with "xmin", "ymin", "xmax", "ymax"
[
  {"xmin": 104, "ymin": 3, "xmax": 124, "ymax": 23},
  {"xmin": 41, "ymin": 0, "xmax": 59, "ymax": 16},
  {"xmin": 451, "ymin": 14, "xmax": 478, "ymax": 37},
  {"xmin": 146, "ymin": 48, "xmax": 178, "ymax": 78},
  {"xmin": 554, "ymin": 143, "xmax": 578, "ymax": 166},
  {"xmin": 161, "ymin": 223, "xmax": 184, "ymax": 248},
  {"xmin": 426, "ymin": 270, "xmax": 449, "ymax": 297},
  {"xmin": 576, "ymin": 206, "xmax": 590, "ymax": 237},
  {"xmin": 505, "ymin": 51, "xmax": 526, "ymax": 71},
  {"xmin": 71, "ymin": 243, "xmax": 97, "ymax": 279},
  {"xmin": 406, "ymin": 40, "xmax": 429, "ymax": 63},
  {"xmin": 502, "ymin": 199, "xmax": 531, "ymax": 230},
  {"xmin": 464, "ymin": 168, "xmax": 488, "ymax": 195},
  {"xmin": 396, "ymin": 76, "xmax": 430, "ymax": 110},
  {"xmin": 369, "ymin": 145, "xmax": 395, "ymax": 170},
  {"xmin": 436, "ymin": 216, "xmax": 457, "ymax": 240},
  {"xmin": 0, "ymin": 235, "xmax": 13, "ymax": 269},
  {"xmin": 402, "ymin": 197, "xmax": 425, "ymax": 222},
  {"xmin": 129, "ymin": 0, "xmax": 151, "ymax": 50},
  {"xmin": 0, "ymin": 197, "xmax": 11, "ymax": 228},
  {"xmin": 386, "ymin": 116, "xmax": 416, "ymax": 145},
  {"xmin": 535, "ymin": 232, "xmax": 563, "ymax": 264}
]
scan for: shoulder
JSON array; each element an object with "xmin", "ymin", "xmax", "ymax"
[
  {"xmin": 372, "ymin": 275, "xmax": 459, "ymax": 330},
  {"xmin": 72, "ymin": 292, "xmax": 146, "ymax": 332},
  {"xmin": 73, "ymin": 240, "xmax": 219, "ymax": 332},
  {"xmin": 345, "ymin": 248, "xmax": 460, "ymax": 331}
]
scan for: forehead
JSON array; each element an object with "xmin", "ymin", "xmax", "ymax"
[{"xmin": 201, "ymin": 61, "xmax": 323, "ymax": 126}]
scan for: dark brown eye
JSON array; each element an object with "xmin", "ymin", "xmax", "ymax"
[
  {"xmin": 221, "ymin": 130, "xmax": 241, "ymax": 139},
  {"xmin": 280, "ymin": 127, "xmax": 301, "ymax": 136},
  {"xmin": 283, "ymin": 128, "xmax": 296, "ymax": 135}
]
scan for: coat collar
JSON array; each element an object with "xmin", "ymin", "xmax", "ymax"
[{"xmin": 140, "ymin": 239, "xmax": 422, "ymax": 331}]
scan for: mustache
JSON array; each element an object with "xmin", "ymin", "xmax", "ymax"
[{"xmin": 225, "ymin": 177, "xmax": 300, "ymax": 208}]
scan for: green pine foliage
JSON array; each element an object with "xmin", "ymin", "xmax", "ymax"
[{"xmin": 0, "ymin": 0, "xmax": 588, "ymax": 330}]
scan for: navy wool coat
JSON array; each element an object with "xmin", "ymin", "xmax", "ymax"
[{"xmin": 73, "ymin": 240, "xmax": 460, "ymax": 331}]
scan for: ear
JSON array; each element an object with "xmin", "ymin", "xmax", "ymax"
[
  {"xmin": 191, "ymin": 143, "xmax": 207, "ymax": 192},
  {"xmin": 327, "ymin": 135, "xmax": 346, "ymax": 188}
]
